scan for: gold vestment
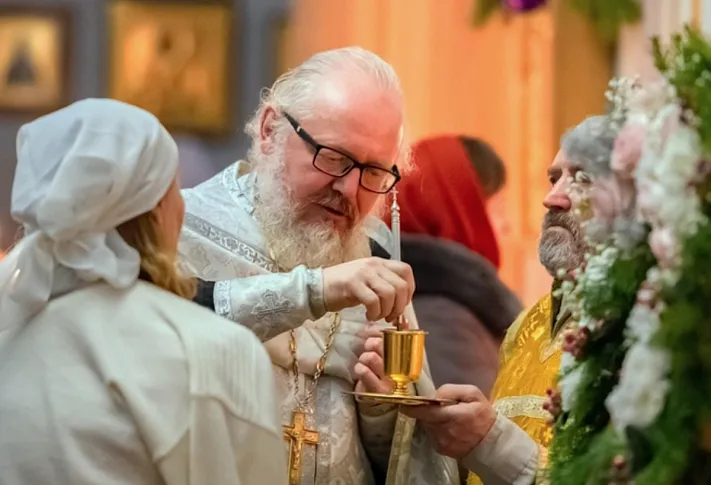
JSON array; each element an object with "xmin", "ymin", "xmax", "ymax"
[{"xmin": 467, "ymin": 293, "xmax": 569, "ymax": 485}]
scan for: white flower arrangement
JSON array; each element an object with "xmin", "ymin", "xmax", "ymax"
[
  {"xmin": 605, "ymin": 78, "xmax": 705, "ymax": 433},
  {"xmin": 552, "ymin": 73, "xmax": 706, "ymax": 435},
  {"xmin": 549, "ymin": 27, "xmax": 711, "ymax": 484}
]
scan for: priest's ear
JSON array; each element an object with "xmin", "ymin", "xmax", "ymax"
[{"xmin": 258, "ymin": 105, "xmax": 279, "ymax": 155}]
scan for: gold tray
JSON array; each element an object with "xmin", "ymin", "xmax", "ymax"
[{"xmin": 343, "ymin": 391, "xmax": 456, "ymax": 406}]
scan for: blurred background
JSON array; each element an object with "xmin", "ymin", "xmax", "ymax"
[{"xmin": 0, "ymin": 0, "xmax": 704, "ymax": 306}]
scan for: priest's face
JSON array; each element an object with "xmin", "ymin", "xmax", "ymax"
[
  {"xmin": 253, "ymin": 76, "xmax": 404, "ymax": 270},
  {"xmin": 539, "ymin": 149, "xmax": 586, "ymax": 277}
]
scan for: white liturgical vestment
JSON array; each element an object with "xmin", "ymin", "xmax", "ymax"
[
  {"xmin": 0, "ymin": 281, "xmax": 286, "ymax": 485},
  {"xmin": 179, "ymin": 161, "xmax": 459, "ymax": 485}
]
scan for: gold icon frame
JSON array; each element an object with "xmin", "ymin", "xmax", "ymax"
[
  {"xmin": 0, "ymin": 5, "xmax": 71, "ymax": 114},
  {"xmin": 108, "ymin": 0, "xmax": 234, "ymax": 135}
]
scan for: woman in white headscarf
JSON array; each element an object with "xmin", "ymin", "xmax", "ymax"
[{"xmin": 0, "ymin": 99, "xmax": 287, "ymax": 485}]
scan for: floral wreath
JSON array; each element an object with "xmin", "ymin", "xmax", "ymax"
[{"xmin": 545, "ymin": 27, "xmax": 711, "ymax": 484}]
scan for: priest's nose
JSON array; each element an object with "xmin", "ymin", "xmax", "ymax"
[
  {"xmin": 543, "ymin": 178, "xmax": 571, "ymax": 212},
  {"xmin": 332, "ymin": 169, "xmax": 361, "ymax": 201}
]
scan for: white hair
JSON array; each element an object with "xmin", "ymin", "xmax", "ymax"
[
  {"xmin": 560, "ymin": 115, "xmax": 617, "ymax": 177},
  {"xmin": 245, "ymin": 46, "xmax": 410, "ymax": 168}
]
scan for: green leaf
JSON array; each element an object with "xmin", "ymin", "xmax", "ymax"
[
  {"xmin": 625, "ymin": 427, "xmax": 653, "ymax": 473},
  {"xmin": 471, "ymin": 0, "xmax": 642, "ymax": 41},
  {"xmin": 472, "ymin": 0, "xmax": 501, "ymax": 27},
  {"xmin": 568, "ymin": 0, "xmax": 642, "ymax": 42}
]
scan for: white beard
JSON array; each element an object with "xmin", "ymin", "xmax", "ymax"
[{"xmin": 252, "ymin": 143, "xmax": 371, "ymax": 271}]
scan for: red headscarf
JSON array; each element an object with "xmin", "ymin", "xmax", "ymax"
[{"xmin": 388, "ymin": 135, "xmax": 500, "ymax": 268}]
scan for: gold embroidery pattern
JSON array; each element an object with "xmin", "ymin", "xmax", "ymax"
[
  {"xmin": 537, "ymin": 445, "xmax": 550, "ymax": 483},
  {"xmin": 499, "ymin": 309, "xmax": 526, "ymax": 365},
  {"xmin": 467, "ymin": 294, "xmax": 560, "ymax": 485},
  {"xmin": 540, "ymin": 321, "xmax": 567, "ymax": 361},
  {"xmin": 511, "ymin": 295, "xmax": 552, "ymax": 356},
  {"xmin": 490, "ymin": 294, "xmax": 558, "ymax": 403},
  {"xmin": 494, "ymin": 395, "xmax": 548, "ymax": 420}
]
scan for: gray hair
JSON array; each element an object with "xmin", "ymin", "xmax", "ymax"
[
  {"xmin": 245, "ymin": 47, "xmax": 405, "ymax": 161},
  {"xmin": 560, "ymin": 115, "xmax": 617, "ymax": 178}
]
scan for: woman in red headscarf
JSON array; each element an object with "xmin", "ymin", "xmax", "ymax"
[{"xmin": 394, "ymin": 135, "xmax": 522, "ymax": 396}]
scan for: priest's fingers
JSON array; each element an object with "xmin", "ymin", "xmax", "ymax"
[
  {"xmin": 357, "ymin": 325, "xmax": 384, "ymax": 340},
  {"xmin": 363, "ymin": 336, "xmax": 384, "ymax": 357},
  {"xmin": 354, "ymin": 328, "xmax": 384, "ymax": 355},
  {"xmin": 402, "ymin": 385, "xmax": 487, "ymax": 422},
  {"xmin": 408, "ymin": 402, "xmax": 495, "ymax": 458},
  {"xmin": 434, "ymin": 384, "xmax": 486, "ymax": 403},
  {"xmin": 352, "ymin": 283, "xmax": 383, "ymax": 321},
  {"xmin": 376, "ymin": 268, "xmax": 410, "ymax": 322},
  {"xmin": 359, "ymin": 350, "xmax": 385, "ymax": 377},
  {"xmin": 382, "ymin": 260, "xmax": 416, "ymax": 300},
  {"xmin": 322, "ymin": 258, "xmax": 414, "ymax": 318},
  {"xmin": 354, "ymin": 362, "xmax": 391, "ymax": 394},
  {"xmin": 403, "ymin": 400, "xmax": 493, "ymax": 429},
  {"xmin": 365, "ymin": 274, "xmax": 397, "ymax": 321},
  {"xmin": 400, "ymin": 404, "xmax": 450, "ymax": 422}
]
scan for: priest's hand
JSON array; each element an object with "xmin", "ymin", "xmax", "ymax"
[
  {"xmin": 323, "ymin": 257, "xmax": 415, "ymax": 322},
  {"xmin": 354, "ymin": 326, "xmax": 393, "ymax": 395},
  {"xmin": 401, "ymin": 384, "xmax": 497, "ymax": 459}
]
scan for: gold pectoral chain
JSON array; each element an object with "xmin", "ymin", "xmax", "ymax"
[
  {"xmin": 284, "ymin": 312, "xmax": 342, "ymax": 485},
  {"xmin": 269, "ymin": 247, "xmax": 342, "ymax": 405},
  {"xmin": 289, "ymin": 312, "xmax": 342, "ymax": 409}
]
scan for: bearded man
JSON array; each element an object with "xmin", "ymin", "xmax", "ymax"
[
  {"xmin": 178, "ymin": 47, "xmax": 458, "ymax": 485},
  {"xmin": 358, "ymin": 116, "xmax": 610, "ymax": 485}
]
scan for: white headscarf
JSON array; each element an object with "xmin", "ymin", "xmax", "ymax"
[{"xmin": 0, "ymin": 98, "xmax": 179, "ymax": 328}]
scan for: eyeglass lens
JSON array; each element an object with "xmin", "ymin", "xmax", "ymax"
[{"xmin": 314, "ymin": 147, "xmax": 396, "ymax": 193}]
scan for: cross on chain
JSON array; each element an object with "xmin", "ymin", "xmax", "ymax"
[{"xmin": 283, "ymin": 410, "xmax": 320, "ymax": 485}]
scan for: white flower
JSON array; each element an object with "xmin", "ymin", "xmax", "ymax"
[
  {"xmin": 636, "ymin": 115, "xmax": 704, "ymax": 234},
  {"xmin": 646, "ymin": 266, "xmax": 663, "ymax": 286},
  {"xmin": 649, "ymin": 226, "xmax": 680, "ymax": 268},
  {"xmin": 626, "ymin": 111, "xmax": 652, "ymax": 127},
  {"xmin": 560, "ymin": 279, "xmax": 575, "ymax": 294},
  {"xmin": 560, "ymin": 348, "xmax": 577, "ymax": 373},
  {"xmin": 636, "ymin": 103, "xmax": 701, "ymax": 200},
  {"xmin": 612, "ymin": 217, "xmax": 647, "ymax": 249},
  {"xmin": 635, "ymin": 174, "xmax": 666, "ymax": 222},
  {"xmin": 637, "ymin": 177, "xmax": 703, "ymax": 238},
  {"xmin": 659, "ymin": 266, "xmax": 681, "ymax": 286},
  {"xmin": 658, "ymin": 191, "xmax": 702, "ymax": 236},
  {"xmin": 627, "ymin": 80, "xmax": 676, "ymax": 118},
  {"xmin": 580, "ymin": 247, "xmax": 619, "ymax": 294},
  {"xmin": 560, "ymin": 362, "xmax": 586, "ymax": 413},
  {"xmin": 626, "ymin": 302, "xmax": 661, "ymax": 344},
  {"xmin": 654, "ymin": 124, "xmax": 699, "ymax": 189},
  {"xmin": 605, "ymin": 343, "xmax": 671, "ymax": 432},
  {"xmin": 577, "ymin": 314, "xmax": 597, "ymax": 330}
]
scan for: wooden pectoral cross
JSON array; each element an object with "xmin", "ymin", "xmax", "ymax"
[{"xmin": 283, "ymin": 409, "xmax": 320, "ymax": 485}]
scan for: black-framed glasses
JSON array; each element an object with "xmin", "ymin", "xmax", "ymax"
[{"xmin": 283, "ymin": 112, "xmax": 401, "ymax": 194}]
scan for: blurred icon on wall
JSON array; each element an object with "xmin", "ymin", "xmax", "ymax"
[
  {"xmin": 108, "ymin": 0, "xmax": 233, "ymax": 135},
  {"xmin": 0, "ymin": 6, "xmax": 71, "ymax": 114}
]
